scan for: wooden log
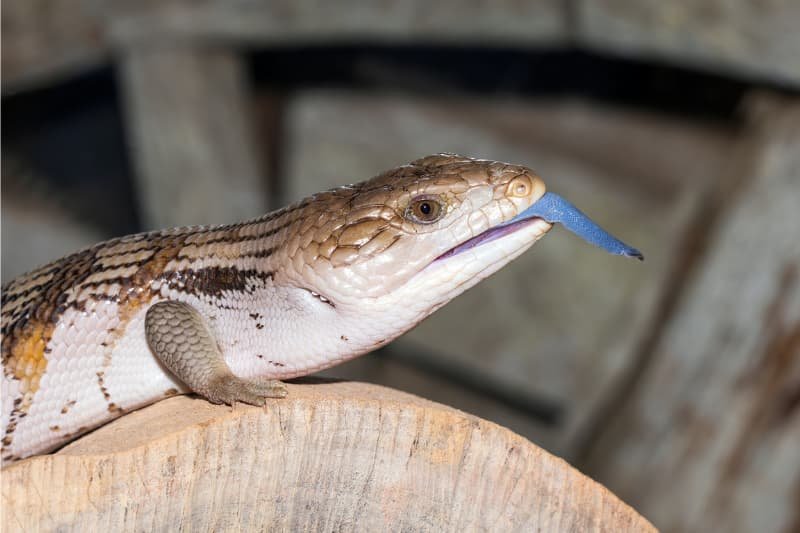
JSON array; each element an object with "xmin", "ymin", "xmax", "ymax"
[
  {"xmin": 1, "ymin": 381, "xmax": 653, "ymax": 532},
  {"xmin": 119, "ymin": 45, "xmax": 268, "ymax": 229}
]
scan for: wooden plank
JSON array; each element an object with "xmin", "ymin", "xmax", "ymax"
[
  {"xmin": 1, "ymin": 382, "xmax": 654, "ymax": 532},
  {"xmin": 583, "ymin": 95, "xmax": 800, "ymax": 533},
  {"xmin": 4, "ymin": 0, "xmax": 799, "ymax": 92},
  {"xmin": 1, "ymin": 0, "xmax": 109, "ymax": 93},
  {"xmin": 108, "ymin": 0, "xmax": 565, "ymax": 47},
  {"xmin": 119, "ymin": 45, "xmax": 269, "ymax": 229},
  {"xmin": 1, "ymin": 0, "xmax": 565, "ymax": 93},
  {"xmin": 577, "ymin": 0, "xmax": 800, "ymax": 87}
]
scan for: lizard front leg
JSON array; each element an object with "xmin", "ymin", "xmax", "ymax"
[{"xmin": 145, "ymin": 300, "xmax": 287, "ymax": 405}]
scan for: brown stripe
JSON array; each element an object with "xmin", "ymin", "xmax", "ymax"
[
  {"xmin": 192, "ymin": 216, "xmax": 297, "ymax": 248},
  {"xmin": 96, "ymin": 240, "xmax": 157, "ymax": 258},
  {"xmin": 92, "ymin": 258, "xmax": 158, "ymax": 272},
  {"xmin": 241, "ymin": 247, "xmax": 275, "ymax": 259},
  {"xmin": 163, "ymin": 267, "xmax": 275, "ymax": 299}
]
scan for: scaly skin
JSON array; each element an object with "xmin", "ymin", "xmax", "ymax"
[{"xmin": 1, "ymin": 154, "xmax": 553, "ymax": 464}]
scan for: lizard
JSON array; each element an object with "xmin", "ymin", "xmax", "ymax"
[{"xmin": 1, "ymin": 154, "xmax": 641, "ymax": 465}]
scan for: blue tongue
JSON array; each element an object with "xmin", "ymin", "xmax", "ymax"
[{"xmin": 510, "ymin": 192, "xmax": 643, "ymax": 260}]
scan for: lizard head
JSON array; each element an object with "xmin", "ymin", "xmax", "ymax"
[
  {"xmin": 285, "ymin": 154, "xmax": 548, "ymax": 321},
  {"xmin": 284, "ymin": 154, "xmax": 643, "ymax": 313},
  {"xmin": 272, "ymin": 153, "xmax": 642, "ymax": 366}
]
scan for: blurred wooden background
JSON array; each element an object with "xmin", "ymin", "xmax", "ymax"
[{"xmin": 3, "ymin": 2, "xmax": 799, "ymax": 531}]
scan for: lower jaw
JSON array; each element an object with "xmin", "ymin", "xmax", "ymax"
[{"xmin": 413, "ymin": 217, "xmax": 551, "ymax": 304}]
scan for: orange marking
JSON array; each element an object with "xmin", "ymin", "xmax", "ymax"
[{"xmin": 8, "ymin": 321, "xmax": 52, "ymax": 396}]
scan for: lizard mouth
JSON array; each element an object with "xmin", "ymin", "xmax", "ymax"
[{"xmin": 434, "ymin": 216, "xmax": 549, "ymax": 262}]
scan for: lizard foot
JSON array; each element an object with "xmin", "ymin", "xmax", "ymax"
[
  {"xmin": 146, "ymin": 300, "xmax": 288, "ymax": 407},
  {"xmin": 206, "ymin": 375, "xmax": 288, "ymax": 406}
]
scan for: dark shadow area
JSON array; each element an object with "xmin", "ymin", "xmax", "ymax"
[
  {"xmin": 2, "ymin": 69, "xmax": 140, "ymax": 236},
  {"xmin": 249, "ymin": 45, "xmax": 771, "ymax": 122}
]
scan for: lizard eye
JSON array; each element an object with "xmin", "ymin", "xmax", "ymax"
[{"xmin": 405, "ymin": 196, "xmax": 444, "ymax": 224}]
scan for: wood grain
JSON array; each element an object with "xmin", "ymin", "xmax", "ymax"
[{"xmin": 2, "ymin": 381, "xmax": 653, "ymax": 532}]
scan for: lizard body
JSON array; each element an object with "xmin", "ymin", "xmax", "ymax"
[{"xmin": 1, "ymin": 154, "xmax": 639, "ymax": 464}]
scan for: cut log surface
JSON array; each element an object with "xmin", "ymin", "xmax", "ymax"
[{"xmin": 1, "ymin": 381, "xmax": 653, "ymax": 532}]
